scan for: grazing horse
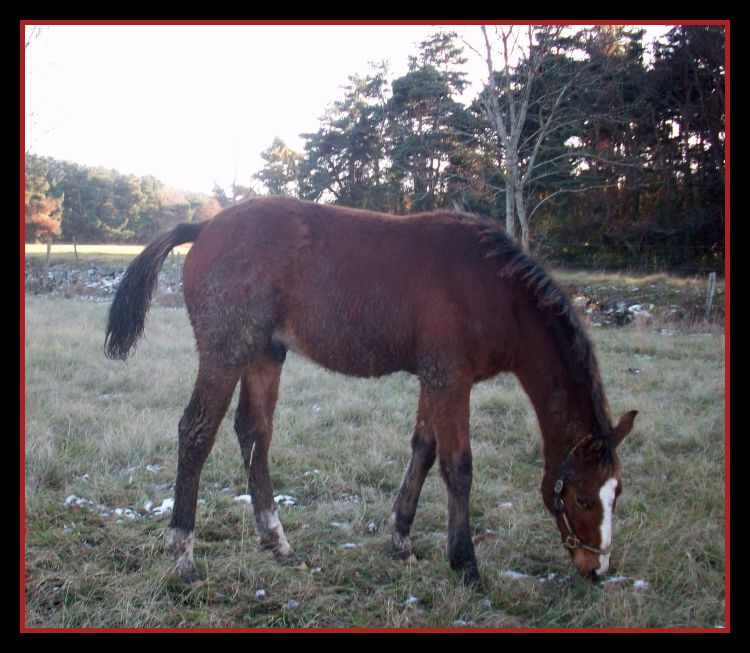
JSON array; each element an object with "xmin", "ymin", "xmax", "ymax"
[{"xmin": 105, "ymin": 196, "xmax": 636, "ymax": 586}]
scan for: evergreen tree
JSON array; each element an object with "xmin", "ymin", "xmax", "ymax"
[
  {"xmin": 255, "ymin": 137, "xmax": 302, "ymax": 196},
  {"xmin": 298, "ymin": 62, "xmax": 392, "ymax": 209},
  {"xmin": 386, "ymin": 31, "xmax": 471, "ymax": 212}
]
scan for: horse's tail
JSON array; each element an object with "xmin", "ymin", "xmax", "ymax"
[{"xmin": 104, "ymin": 220, "xmax": 209, "ymax": 360}]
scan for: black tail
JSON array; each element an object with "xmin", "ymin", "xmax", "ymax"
[{"xmin": 104, "ymin": 221, "xmax": 208, "ymax": 360}]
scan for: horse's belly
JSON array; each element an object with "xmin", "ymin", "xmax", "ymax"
[{"xmin": 273, "ymin": 322, "xmax": 414, "ymax": 378}]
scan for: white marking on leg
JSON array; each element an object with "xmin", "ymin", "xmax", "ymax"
[
  {"xmin": 595, "ymin": 478, "xmax": 618, "ymax": 575},
  {"xmin": 258, "ymin": 509, "xmax": 293, "ymax": 557},
  {"xmin": 166, "ymin": 527, "xmax": 196, "ymax": 577}
]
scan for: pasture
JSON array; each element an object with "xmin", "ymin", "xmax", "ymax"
[{"xmin": 24, "ymin": 278, "xmax": 726, "ymax": 630}]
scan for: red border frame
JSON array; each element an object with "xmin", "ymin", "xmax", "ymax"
[{"xmin": 20, "ymin": 19, "xmax": 731, "ymax": 635}]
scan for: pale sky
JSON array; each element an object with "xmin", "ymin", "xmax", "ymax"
[{"xmin": 23, "ymin": 23, "xmax": 674, "ymax": 196}]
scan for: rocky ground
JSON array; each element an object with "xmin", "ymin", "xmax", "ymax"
[
  {"xmin": 25, "ymin": 256, "xmax": 725, "ymax": 329},
  {"xmin": 25, "ymin": 257, "xmax": 186, "ymax": 308},
  {"xmin": 557, "ymin": 273, "xmax": 724, "ymax": 328}
]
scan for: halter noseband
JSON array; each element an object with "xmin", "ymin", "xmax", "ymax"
[{"xmin": 552, "ymin": 434, "xmax": 612, "ymax": 556}]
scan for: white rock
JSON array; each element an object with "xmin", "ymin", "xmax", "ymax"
[
  {"xmin": 64, "ymin": 495, "xmax": 93, "ymax": 507},
  {"xmin": 605, "ymin": 575, "xmax": 630, "ymax": 584},
  {"xmin": 151, "ymin": 498, "xmax": 174, "ymax": 516},
  {"xmin": 501, "ymin": 570, "xmax": 530, "ymax": 580},
  {"xmin": 114, "ymin": 507, "xmax": 138, "ymax": 519}
]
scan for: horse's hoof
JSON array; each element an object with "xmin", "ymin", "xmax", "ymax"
[
  {"xmin": 392, "ymin": 532, "xmax": 414, "ymax": 559},
  {"xmin": 172, "ymin": 554, "xmax": 203, "ymax": 583},
  {"xmin": 178, "ymin": 564, "xmax": 204, "ymax": 584},
  {"xmin": 275, "ymin": 549, "xmax": 304, "ymax": 568},
  {"xmin": 461, "ymin": 567, "xmax": 484, "ymax": 592}
]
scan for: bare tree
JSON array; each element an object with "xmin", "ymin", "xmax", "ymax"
[
  {"xmin": 472, "ymin": 26, "xmax": 581, "ymax": 252},
  {"xmin": 470, "ymin": 25, "xmax": 640, "ymax": 253}
]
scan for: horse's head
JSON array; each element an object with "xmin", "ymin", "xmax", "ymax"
[{"xmin": 543, "ymin": 410, "xmax": 637, "ymax": 578}]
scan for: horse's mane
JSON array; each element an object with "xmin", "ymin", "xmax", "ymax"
[{"xmin": 457, "ymin": 214, "xmax": 615, "ymax": 455}]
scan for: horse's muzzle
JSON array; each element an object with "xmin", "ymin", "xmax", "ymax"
[{"xmin": 571, "ymin": 547, "xmax": 604, "ymax": 578}]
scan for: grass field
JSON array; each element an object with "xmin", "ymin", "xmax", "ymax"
[{"xmin": 23, "ymin": 285, "xmax": 727, "ymax": 630}]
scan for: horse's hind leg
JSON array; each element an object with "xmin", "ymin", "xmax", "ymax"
[
  {"xmin": 391, "ymin": 386, "xmax": 437, "ymax": 557},
  {"xmin": 167, "ymin": 363, "xmax": 240, "ymax": 582},
  {"xmin": 233, "ymin": 359, "xmax": 295, "ymax": 560}
]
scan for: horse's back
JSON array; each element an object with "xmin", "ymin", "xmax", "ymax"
[{"xmin": 182, "ymin": 197, "xmax": 506, "ymax": 379}]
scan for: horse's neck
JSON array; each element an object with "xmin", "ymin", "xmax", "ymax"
[{"xmin": 510, "ymin": 314, "xmax": 593, "ymax": 470}]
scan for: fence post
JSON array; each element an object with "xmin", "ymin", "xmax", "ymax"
[
  {"xmin": 705, "ymin": 271, "xmax": 717, "ymax": 319},
  {"xmin": 73, "ymin": 237, "xmax": 79, "ymax": 262},
  {"xmin": 44, "ymin": 243, "xmax": 51, "ymax": 277}
]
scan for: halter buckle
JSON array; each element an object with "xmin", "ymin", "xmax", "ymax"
[
  {"xmin": 554, "ymin": 479, "xmax": 564, "ymax": 494},
  {"xmin": 564, "ymin": 535, "xmax": 579, "ymax": 549}
]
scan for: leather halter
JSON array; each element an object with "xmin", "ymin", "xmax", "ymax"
[{"xmin": 552, "ymin": 434, "xmax": 612, "ymax": 556}]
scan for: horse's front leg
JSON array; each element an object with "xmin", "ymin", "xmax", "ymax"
[{"xmin": 428, "ymin": 379, "xmax": 482, "ymax": 588}]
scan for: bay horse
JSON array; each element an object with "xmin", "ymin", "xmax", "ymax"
[{"xmin": 105, "ymin": 196, "xmax": 636, "ymax": 587}]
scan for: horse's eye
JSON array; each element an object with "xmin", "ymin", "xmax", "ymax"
[{"xmin": 575, "ymin": 496, "xmax": 591, "ymax": 510}]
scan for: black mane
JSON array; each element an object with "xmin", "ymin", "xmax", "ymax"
[{"xmin": 470, "ymin": 217, "xmax": 614, "ymax": 447}]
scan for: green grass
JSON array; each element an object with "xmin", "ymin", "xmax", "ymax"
[{"xmin": 24, "ymin": 294, "xmax": 726, "ymax": 630}]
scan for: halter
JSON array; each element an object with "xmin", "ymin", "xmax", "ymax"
[{"xmin": 552, "ymin": 434, "xmax": 612, "ymax": 556}]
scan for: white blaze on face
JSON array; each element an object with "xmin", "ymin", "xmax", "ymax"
[{"xmin": 596, "ymin": 478, "xmax": 618, "ymax": 575}]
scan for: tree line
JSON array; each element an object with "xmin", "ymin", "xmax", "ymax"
[
  {"xmin": 25, "ymin": 25, "xmax": 724, "ymax": 272},
  {"xmin": 24, "ymin": 155, "xmax": 223, "ymax": 244}
]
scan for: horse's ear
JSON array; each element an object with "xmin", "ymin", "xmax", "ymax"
[{"xmin": 613, "ymin": 410, "xmax": 638, "ymax": 447}]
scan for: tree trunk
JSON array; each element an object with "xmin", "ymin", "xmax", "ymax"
[
  {"xmin": 515, "ymin": 186, "xmax": 530, "ymax": 254},
  {"xmin": 505, "ymin": 180, "xmax": 515, "ymax": 240}
]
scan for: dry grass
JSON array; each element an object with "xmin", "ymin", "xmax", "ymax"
[{"xmin": 23, "ymin": 290, "xmax": 726, "ymax": 630}]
